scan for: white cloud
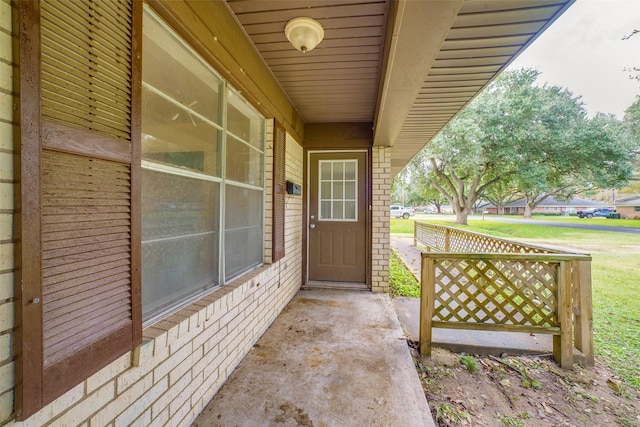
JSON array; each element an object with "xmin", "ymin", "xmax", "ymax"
[{"xmin": 508, "ymin": 0, "xmax": 640, "ymax": 118}]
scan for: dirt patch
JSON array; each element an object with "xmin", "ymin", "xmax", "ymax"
[{"xmin": 411, "ymin": 347, "xmax": 640, "ymax": 427}]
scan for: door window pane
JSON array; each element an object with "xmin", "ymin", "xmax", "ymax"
[{"xmin": 319, "ymin": 159, "xmax": 358, "ymax": 221}]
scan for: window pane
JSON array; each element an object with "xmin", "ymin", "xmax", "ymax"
[
  {"xmin": 141, "ymin": 170, "xmax": 219, "ymax": 319},
  {"xmin": 344, "ymin": 161, "xmax": 356, "ymax": 180},
  {"xmin": 333, "ymin": 162, "xmax": 344, "ymax": 180},
  {"xmin": 333, "ymin": 182, "xmax": 343, "ymax": 199},
  {"xmin": 142, "ymin": 7, "xmax": 266, "ymax": 323},
  {"xmin": 318, "ymin": 159, "xmax": 358, "ymax": 221},
  {"xmin": 345, "ymin": 181, "xmax": 356, "ymax": 199},
  {"xmin": 227, "ymin": 88, "xmax": 264, "ymax": 149},
  {"xmin": 320, "ymin": 162, "xmax": 331, "ymax": 180},
  {"xmin": 225, "ymin": 185, "xmax": 263, "ymax": 280},
  {"xmin": 320, "ymin": 180, "xmax": 331, "ymax": 199},
  {"xmin": 333, "ymin": 201, "xmax": 344, "ymax": 219},
  {"xmin": 226, "ymin": 135, "xmax": 264, "ymax": 186},
  {"xmin": 321, "ymin": 201, "xmax": 331, "ymax": 219},
  {"xmin": 143, "ymin": 9, "xmax": 221, "ymax": 124},
  {"xmin": 142, "ymin": 87, "xmax": 220, "ymax": 176},
  {"xmin": 345, "ymin": 201, "xmax": 356, "ymax": 219}
]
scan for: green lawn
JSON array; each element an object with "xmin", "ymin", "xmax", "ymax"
[
  {"xmin": 390, "ymin": 217, "xmax": 640, "ymax": 390},
  {"xmin": 478, "ymin": 214, "xmax": 640, "ymax": 229}
]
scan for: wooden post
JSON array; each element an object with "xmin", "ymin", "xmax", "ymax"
[
  {"xmin": 572, "ymin": 259, "xmax": 594, "ymax": 365},
  {"xmin": 420, "ymin": 255, "xmax": 435, "ymax": 356},
  {"xmin": 414, "ymin": 221, "xmax": 418, "ymax": 247},
  {"xmin": 554, "ymin": 261, "xmax": 573, "ymax": 368},
  {"xmin": 444, "ymin": 228, "xmax": 450, "ymax": 251}
]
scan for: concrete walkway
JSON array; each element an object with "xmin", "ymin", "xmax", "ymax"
[
  {"xmin": 192, "ymin": 289, "xmax": 435, "ymax": 427},
  {"xmin": 390, "ymin": 236, "xmax": 553, "ymax": 356}
]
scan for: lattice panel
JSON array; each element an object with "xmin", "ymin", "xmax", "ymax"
[
  {"xmin": 447, "ymin": 229, "xmax": 550, "ymax": 254},
  {"xmin": 415, "ymin": 222, "xmax": 553, "ymax": 254},
  {"xmin": 415, "ymin": 224, "xmax": 439, "ymax": 249},
  {"xmin": 432, "ymin": 258, "xmax": 557, "ymax": 327}
]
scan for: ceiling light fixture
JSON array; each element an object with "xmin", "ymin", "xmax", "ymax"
[{"xmin": 285, "ymin": 17, "xmax": 324, "ymax": 53}]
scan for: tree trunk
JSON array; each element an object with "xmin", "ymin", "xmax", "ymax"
[
  {"xmin": 455, "ymin": 209, "xmax": 470, "ymax": 225},
  {"xmin": 524, "ymin": 204, "xmax": 533, "ymax": 218}
]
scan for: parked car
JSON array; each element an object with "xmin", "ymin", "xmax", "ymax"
[
  {"xmin": 576, "ymin": 208, "xmax": 615, "ymax": 218},
  {"xmin": 390, "ymin": 205, "xmax": 415, "ymax": 219}
]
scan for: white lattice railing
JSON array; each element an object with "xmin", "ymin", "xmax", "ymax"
[{"xmin": 415, "ymin": 222, "xmax": 593, "ymax": 368}]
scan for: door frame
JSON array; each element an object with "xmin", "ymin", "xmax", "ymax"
[{"xmin": 303, "ymin": 149, "xmax": 371, "ymax": 287}]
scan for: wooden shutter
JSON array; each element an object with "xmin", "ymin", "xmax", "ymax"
[
  {"xmin": 272, "ymin": 121, "xmax": 286, "ymax": 262},
  {"xmin": 16, "ymin": 0, "xmax": 142, "ymax": 418}
]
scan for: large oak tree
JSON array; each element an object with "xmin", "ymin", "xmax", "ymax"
[{"xmin": 407, "ymin": 68, "xmax": 637, "ymax": 224}]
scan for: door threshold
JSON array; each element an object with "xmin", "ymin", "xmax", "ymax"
[{"xmin": 302, "ymin": 281, "xmax": 369, "ymax": 291}]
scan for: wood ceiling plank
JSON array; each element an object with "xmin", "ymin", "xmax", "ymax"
[
  {"xmin": 447, "ymin": 22, "xmax": 542, "ymax": 39},
  {"xmin": 437, "ymin": 45, "xmax": 521, "ymax": 60},
  {"xmin": 442, "ymin": 34, "xmax": 531, "ymax": 50},
  {"xmin": 455, "ymin": 4, "xmax": 564, "ymax": 27},
  {"xmin": 231, "ymin": 2, "xmax": 388, "ymax": 25}
]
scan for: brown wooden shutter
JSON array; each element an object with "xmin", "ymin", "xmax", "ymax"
[
  {"xmin": 272, "ymin": 121, "xmax": 286, "ymax": 262},
  {"xmin": 16, "ymin": 0, "xmax": 142, "ymax": 418}
]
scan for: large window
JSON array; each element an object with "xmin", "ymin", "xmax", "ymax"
[{"xmin": 142, "ymin": 8, "xmax": 265, "ymax": 323}]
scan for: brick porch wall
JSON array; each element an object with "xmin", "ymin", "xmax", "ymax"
[{"xmin": 371, "ymin": 146, "xmax": 390, "ymax": 293}]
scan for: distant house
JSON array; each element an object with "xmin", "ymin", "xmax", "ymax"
[
  {"xmin": 481, "ymin": 196, "xmax": 609, "ymax": 215},
  {"xmin": 615, "ymin": 195, "xmax": 640, "ymax": 219}
]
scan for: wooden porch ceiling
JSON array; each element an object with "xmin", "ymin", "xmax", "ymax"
[{"xmin": 225, "ymin": 0, "xmax": 573, "ymax": 176}]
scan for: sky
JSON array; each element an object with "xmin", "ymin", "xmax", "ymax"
[{"xmin": 508, "ymin": 0, "xmax": 640, "ymax": 118}]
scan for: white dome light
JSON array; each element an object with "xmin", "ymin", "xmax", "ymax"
[{"xmin": 285, "ymin": 17, "xmax": 324, "ymax": 53}]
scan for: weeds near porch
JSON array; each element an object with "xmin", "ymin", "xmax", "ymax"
[
  {"xmin": 496, "ymin": 412, "xmax": 531, "ymax": 427},
  {"xmin": 389, "ymin": 250, "xmax": 420, "ymax": 297},
  {"xmin": 435, "ymin": 403, "xmax": 470, "ymax": 425},
  {"xmin": 459, "ymin": 354, "xmax": 480, "ymax": 374}
]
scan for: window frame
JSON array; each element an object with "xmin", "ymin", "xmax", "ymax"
[{"xmin": 141, "ymin": 6, "xmax": 266, "ymax": 323}]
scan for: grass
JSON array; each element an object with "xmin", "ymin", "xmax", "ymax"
[
  {"xmin": 389, "ymin": 250, "xmax": 420, "ymax": 297},
  {"xmin": 482, "ymin": 214, "xmax": 640, "ymax": 229},
  {"xmin": 389, "ymin": 218, "xmax": 416, "ymax": 235},
  {"xmin": 496, "ymin": 412, "xmax": 531, "ymax": 427},
  {"xmin": 390, "ymin": 216, "xmax": 640, "ymax": 390},
  {"xmin": 459, "ymin": 354, "xmax": 480, "ymax": 374}
]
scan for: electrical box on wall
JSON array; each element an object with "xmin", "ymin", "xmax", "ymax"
[{"xmin": 286, "ymin": 180, "xmax": 301, "ymax": 196}]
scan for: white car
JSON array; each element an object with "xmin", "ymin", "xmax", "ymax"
[{"xmin": 390, "ymin": 205, "xmax": 415, "ymax": 219}]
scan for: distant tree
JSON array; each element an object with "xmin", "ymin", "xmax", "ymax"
[
  {"xmin": 411, "ymin": 68, "xmax": 589, "ymax": 224},
  {"xmin": 623, "ymin": 29, "xmax": 640, "ymax": 84},
  {"xmin": 419, "ymin": 183, "xmax": 447, "ymax": 213},
  {"xmin": 623, "ymin": 97, "xmax": 640, "ymax": 185},
  {"xmin": 624, "ymin": 97, "xmax": 640, "ymax": 147},
  {"xmin": 403, "ymin": 68, "xmax": 637, "ymax": 223},
  {"xmin": 483, "ymin": 174, "xmax": 519, "ymax": 215},
  {"xmin": 516, "ymin": 113, "xmax": 636, "ymax": 216}
]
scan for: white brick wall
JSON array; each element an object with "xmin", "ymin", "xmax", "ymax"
[
  {"xmin": 371, "ymin": 146, "xmax": 391, "ymax": 293},
  {"xmin": 5, "ymin": 127, "xmax": 304, "ymax": 426},
  {"xmin": 0, "ymin": 0, "xmax": 15, "ymax": 423}
]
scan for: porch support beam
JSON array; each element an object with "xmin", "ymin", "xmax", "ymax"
[{"xmin": 373, "ymin": 0, "xmax": 463, "ymax": 147}]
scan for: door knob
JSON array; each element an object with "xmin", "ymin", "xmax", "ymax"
[{"xmin": 309, "ymin": 223, "xmax": 316, "ymax": 229}]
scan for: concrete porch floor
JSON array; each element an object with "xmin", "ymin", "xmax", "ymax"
[{"xmin": 192, "ymin": 289, "xmax": 435, "ymax": 427}]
